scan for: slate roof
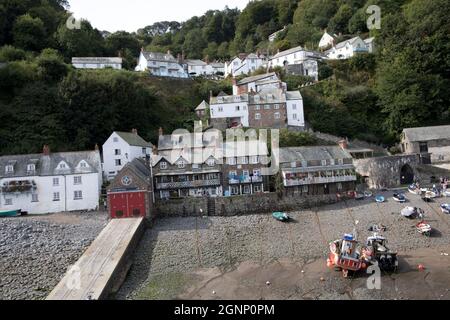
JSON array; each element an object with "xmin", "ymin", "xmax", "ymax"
[
  {"xmin": 184, "ymin": 59, "xmax": 207, "ymax": 66},
  {"xmin": 334, "ymin": 36, "xmax": 361, "ymax": 50},
  {"xmin": 115, "ymin": 132, "xmax": 153, "ymax": 148},
  {"xmin": 285, "ymin": 91, "xmax": 303, "ymax": 100},
  {"xmin": 72, "ymin": 57, "xmax": 122, "ymax": 64},
  {"xmin": 142, "ymin": 51, "xmax": 177, "ymax": 62},
  {"xmin": 249, "ymin": 89, "xmax": 286, "ymax": 104},
  {"xmin": 403, "ymin": 125, "xmax": 450, "ymax": 142},
  {"xmin": 271, "ymin": 46, "xmax": 304, "ymax": 60},
  {"xmin": 210, "ymin": 62, "xmax": 225, "ymax": 68},
  {"xmin": 237, "ymin": 72, "xmax": 277, "ymax": 85},
  {"xmin": 125, "ymin": 158, "xmax": 152, "ymax": 181},
  {"xmin": 210, "ymin": 94, "xmax": 249, "ymax": 105},
  {"xmin": 279, "ymin": 146, "xmax": 353, "ymax": 164},
  {"xmin": 364, "ymin": 37, "xmax": 375, "ymax": 44},
  {"xmin": 195, "ymin": 100, "xmax": 209, "ymax": 111},
  {"xmin": 0, "ymin": 151, "xmax": 101, "ymax": 178}
]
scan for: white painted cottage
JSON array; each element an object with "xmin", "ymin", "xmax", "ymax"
[
  {"xmin": 72, "ymin": 57, "xmax": 123, "ymax": 70},
  {"xmin": 318, "ymin": 32, "xmax": 336, "ymax": 50},
  {"xmin": 268, "ymin": 46, "xmax": 322, "ymax": 81},
  {"xmin": 102, "ymin": 130, "xmax": 153, "ymax": 180},
  {"xmin": 0, "ymin": 146, "xmax": 102, "ymax": 214},
  {"xmin": 135, "ymin": 50, "xmax": 189, "ymax": 78},
  {"xmin": 325, "ymin": 36, "xmax": 369, "ymax": 60},
  {"xmin": 225, "ymin": 53, "xmax": 267, "ymax": 78}
]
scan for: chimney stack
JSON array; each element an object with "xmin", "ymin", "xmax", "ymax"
[
  {"xmin": 95, "ymin": 144, "xmax": 99, "ymax": 151},
  {"xmin": 167, "ymin": 49, "xmax": 172, "ymax": 56},
  {"xmin": 338, "ymin": 139, "xmax": 349, "ymax": 150},
  {"xmin": 152, "ymin": 145, "xmax": 159, "ymax": 155},
  {"xmin": 132, "ymin": 128, "xmax": 138, "ymax": 135},
  {"xmin": 158, "ymin": 127, "xmax": 163, "ymax": 137},
  {"xmin": 43, "ymin": 145, "xmax": 50, "ymax": 156},
  {"xmin": 141, "ymin": 47, "xmax": 144, "ymax": 52}
]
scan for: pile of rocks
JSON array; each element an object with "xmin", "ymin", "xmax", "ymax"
[{"xmin": 0, "ymin": 212, "xmax": 108, "ymax": 300}]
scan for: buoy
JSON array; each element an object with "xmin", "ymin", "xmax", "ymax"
[
  {"xmin": 418, "ymin": 264, "xmax": 426, "ymax": 271},
  {"xmin": 266, "ymin": 281, "xmax": 271, "ymax": 286}
]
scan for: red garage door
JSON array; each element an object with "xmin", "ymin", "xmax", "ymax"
[{"xmin": 109, "ymin": 191, "xmax": 146, "ymax": 219}]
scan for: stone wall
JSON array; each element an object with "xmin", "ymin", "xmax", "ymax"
[
  {"xmin": 353, "ymin": 154, "xmax": 421, "ymax": 189},
  {"xmin": 154, "ymin": 192, "xmax": 344, "ymax": 217}
]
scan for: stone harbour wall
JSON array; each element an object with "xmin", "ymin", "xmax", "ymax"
[
  {"xmin": 155, "ymin": 192, "xmax": 344, "ymax": 217},
  {"xmin": 354, "ymin": 154, "xmax": 421, "ymax": 189}
]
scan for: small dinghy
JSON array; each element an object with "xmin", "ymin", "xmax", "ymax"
[
  {"xmin": 364, "ymin": 191, "xmax": 373, "ymax": 198},
  {"xmin": 440, "ymin": 204, "xmax": 450, "ymax": 214},
  {"xmin": 375, "ymin": 195, "xmax": 385, "ymax": 203},
  {"xmin": 401, "ymin": 207, "xmax": 423, "ymax": 219},
  {"xmin": 408, "ymin": 184, "xmax": 421, "ymax": 195},
  {"xmin": 355, "ymin": 192, "xmax": 365, "ymax": 200},
  {"xmin": 272, "ymin": 212, "xmax": 290, "ymax": 222},
  {"xmin": 416, "ymin": 221, "xmax": 432, "ymax": 237},
  {"xmin": 393, "ymin": 193, "xmax": 407, "ymax": 203},
  {"xmin": 0, "ymin": 209, "xmax": 21, "ymax": 217},
  {"xmin": 443, "ymin": 190, "xmax": 450, "ymax": 197}
]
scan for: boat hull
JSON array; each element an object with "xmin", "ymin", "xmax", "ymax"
[{"xmin": 0, "ymin": 209, "xmax": 20, "ymax": 217}]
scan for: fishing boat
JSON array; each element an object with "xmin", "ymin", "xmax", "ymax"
[
  {"xmin": 375, "ymin": 195, "xmax": 385, "ymax": 203},
  {"xmin": 440, "ymin": 204, "xmax": 450, "ymax": 214},
  {"xmin": 393, "ymin": 193, "xmax": 407, "ymax": 203},
  {"xmin": 0, "ymin": 209, "xmax": 21, "ymax": 217},
  {"xmin": 272, "ymin": 212, "xmax": 290, "ymax": 222},
  {"xmin": 327, "ymin": 234, "xmax": 367, "ymax": 278}
]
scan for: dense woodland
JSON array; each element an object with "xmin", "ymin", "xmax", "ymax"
[{"xmin": 0, "ymin": 0, "xmax": 449, "ymax": 155}]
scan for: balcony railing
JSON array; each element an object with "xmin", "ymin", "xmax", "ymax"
[
  {"xmin": 284, "ymin": 175, "xmax": 356, "ymax": 187},
  {"xmin": 156, "ymin": 179, "xmax": 220, "ymax": 190},
  {"xmin": 229, "ymin": 176, "xmax": 263, "ymax": 184},
  {"xmin": 1, "ymin": 180, "xmax": 37, "ymax": 193}
]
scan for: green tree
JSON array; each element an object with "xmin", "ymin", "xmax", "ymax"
[
  {"xmin": 36, "ymin": 48, "xmax": 68, "ymax": 82},
  {"xmin": 12, "ymin": 14, "xmax": 46, "ymax": 51},
  {"xmin": 0, "ymin": 45, "xmax": 26, "ymax": 62}
]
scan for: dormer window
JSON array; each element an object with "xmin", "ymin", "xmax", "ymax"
[
  {"xmin": 160, "ymin": 161, "xmax": 167, "ymax": 170},
  {"xmin": 5, "ymin": 165, "xmax": 14, "ymax": 174},
  {"xmin": 59, "ymin": 163, "xmax": 66, "ymax": 169},
  {"xmin": 27, "ymin": 164, "xmax": 36, "ymax": 173},
  {"xmin": 80, "ymin": 162, "xmax": 87, "ymax": 168},
  {"xmin": 177, "ymin": 160, "xmax": 186, "ymax": 169},
  {"xmin": 207, "ymin": 158, "xmax": 215, "ymax": 167}
]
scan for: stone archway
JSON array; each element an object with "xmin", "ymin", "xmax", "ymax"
[{"xmin": 400, "ymin": 164, "xmax": 414, "ymax": 185}]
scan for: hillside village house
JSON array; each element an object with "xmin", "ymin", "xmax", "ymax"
[
  {"xmin": 225, "ymin": 53, "xmax": 268, "ymax": 78},
  {"xmin": 0, "ymin": 146, "xmax": 102, "ymax": 214},
  {"xmin": 232, "ymin": 72, "xmax": 287, "ymax": 95},
  {"xmin": 222, "ymin": 140, "xmax": 269, "ymax": 196},
  {"xmin": 183, "ymin": 59, "xmax": 225, "ymax": 78},
  {"xmin": 401, "ymin": 125, "xmax": 450, "ymax": 164},
  {"xmin": 195, "ymin": 100, "xmax": 209, "ymax": 118},
  {"xmin": 135, "ymin": 50, "xmax": 189, "ymax": 78},
  {"xmin": 325, "ymin": 36, "xmax": 371, "ymax": 60},
  {"xmin": 71, "ymin": 57, "xmax": 123, "ymax": 70},
  {"xmin": 209, "ymin": 75, "xmax": 305, "ymax": 130},
  {"xmin": 318, "ymin": 31, "xmax": 336, "ymax": 50},
  {"xmin": 152, "ymin": 129, "xmax": 224, "ymax": 199},
  {"xmin": 268, "ymin": 46, "xmax": 322, "ymax": 81},
  {"xmin": 102, "ymin": 130, "xmax": 153, "ymax": 180},
  {"xmin": 279, "ymin": 146, "xmax": 357, "ymax": 196}
]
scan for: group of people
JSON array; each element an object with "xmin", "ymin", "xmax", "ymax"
[{"xmin": 440, "ymin": 177, "xmax": 449, "ymax": 192}]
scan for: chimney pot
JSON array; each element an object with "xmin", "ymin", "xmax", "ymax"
[
  {"xmin": 43, "ymin": 145, "xmax": 50, "ymax": 156},
  {"xmin": 158, "ymin": 127, "xmax": 163, "ymax": 137},
  {"xmin": 132, "ymin": 128, "xmax": 138, "ymax": 135},
  {"xmin": 95, "ymin": 144, "xmax": 99, "ymax": 151},
  {"xmin": 339, "ymin": 140, "xmax": 349, "ymax": 150}
]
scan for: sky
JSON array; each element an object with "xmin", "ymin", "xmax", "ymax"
[{"xmin": 67, "ymin": 0, "xmax": 249, "ymax": 33}]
